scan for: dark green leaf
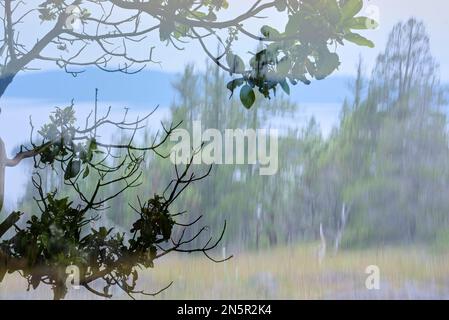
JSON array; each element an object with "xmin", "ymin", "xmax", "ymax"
[
  {"xmin": 82, "ymin": 165, "xmax": 90, "ymax": 179},
  {"xmin": 89, "ymin": 138, "xmax": 97, "ymax": 151},
  {"xmin": 323, "ymin": 0, "xmax": 341, "ymax": 24},
  {"xmin": 30, "ymin": 274, "xmax": 40, "ymax": 290},
  {"xmin": 341, "ymin": 0, "xmax": 363, "ymax": 21},
  {"xmin": 240, "ymin": 85, "xmax": 256, "ymax": 109},
  {"xmin": 279, "ymin": 79, "xmax": 290, "ymax": 95},
  {"xmin": 226, "ymin": 78, "xmax": 245, "ymax": 97},
  {"xmin": 159, "ymin": 20, "xmax": 174, "ymax": 41},
  {"xmin": 64, "ymin": 160, "xmax": 81, "ymax": 180},
  {"xmin": 52, "ymin": 284, "xmax": 67, "ymax": 301},
  {"xmin": 297, "ymin": 75, "xmax": 312, "ymax": 85}
]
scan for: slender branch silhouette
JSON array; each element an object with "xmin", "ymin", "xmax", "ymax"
[{"xmin": 0, "ymin": 93, "xmax": 230, "ymax": 299}]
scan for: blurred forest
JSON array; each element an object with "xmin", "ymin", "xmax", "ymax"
[{"xmin": 16, "ymin": 18, "xmax": 449, "ymax": 255}]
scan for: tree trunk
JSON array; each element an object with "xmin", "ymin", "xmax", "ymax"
[
  {"xmin": 0, "ymin": 137, "xmax": 6, "ymax": 212},
  {"xmin": 0, "ymin": 73, "xmax": 15, "ymax": 98},
  {"xmin": 334, "ymin": 202, "xmax": 348, "ymax": 253},
  {"xmin": 266, "ymin": 211, "xmax": 277, "ymax": 247},
  {"xmin": 255, "ymin": 217, "xmax": 260, "ymax": 250}
]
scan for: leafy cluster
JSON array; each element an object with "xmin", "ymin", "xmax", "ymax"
[
  {"xmin": 1, "ymin": 188, "xmax": 178, "ymax": 299},
  {"xmin": 36, "ymin": 105, "xmax": 96, "ymax": 170},
  {"xmin": 2, "ymin": 1, "xmax": 376, "ymax": 104},
  {"xmin": 157, "ymin": 0, "xmax": 230, "ymax": 41},
  {"xmin": 0, "ymin": 101, "xmax": 228, "ymax": 299},
  {"xmin": 226, "ymin": 0, "xmax": 378, "ymax": 108},
  {"xmin": 38, "ymin": 0, "xmax": 91, "ymax": 22},
  {"xmin": 129, "ymin": 196, "xmax": 175, "ymax": 268}
]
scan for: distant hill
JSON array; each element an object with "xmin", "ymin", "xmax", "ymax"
[
  {"xmin": 4, "ymin": 68, "xmax": 352, "ymax": 107},
  {"xmin": 4, "ymin": 68, "xmax": 176, "ymax": 107}
]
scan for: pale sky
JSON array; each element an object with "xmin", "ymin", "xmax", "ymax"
[
  {"xmin": 109, "ymin": 0, "xmax": 449, "ymax": 80},
  {"xmin": 12, "ymin": 1, "xmax": 449, "ymax": 79},
  {"xmin": 335, "ymin": 0, "xmax": 449, "ymax": 80}
]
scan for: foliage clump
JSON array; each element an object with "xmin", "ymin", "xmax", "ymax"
[{"xmin": 0, "ymin": 101, "xmax": 228, "ymax": 300}]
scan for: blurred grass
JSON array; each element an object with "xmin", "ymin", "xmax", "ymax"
[{"xmin": 2, "ymin": 243, "xmax": 449, "ymax": 299}]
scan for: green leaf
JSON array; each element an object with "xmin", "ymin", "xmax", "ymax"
[
  {"xmin": 159, "ymin": 20, "xmax": 174, "ymax": 41},
  {"xmin": 277, "ymin": 56, "xmax": 291, "ymax": 76},
  {"xmin": 323, "ymin": 0, "xmax": 341, "ymax": 24},
  {"xmin": 206, "ymin": 11, "xmax": 217, "ymax": 21},
  {"xmin": 30, "ymin": 274, "xmax": 40, "ymax": 290},
  {"xmin": 344, "ymin": 32, "xmax": 375, "ymax": 48},
  {"xmin": 305, "ymin": 58, "xmax": 316, "ymax": 77},
  {"xmin": 315, "ymin": 50, "xmax": 340, "ymax": 80},
  {"xmin": 226, "ymin": 78, "xmax": 245, "ymax": 97},
  {"xmin": 189, "ymin": 11, "xmax": 207, "ymax": 19},
  {"xmin": 279, "ymin": 79, "xmax": 290, "ymax": 95},
  {"xmin": 274, "ymin": 0, "xmax": 287, "ymax": 12},
  {"xmin": 173, "ymin": 24, "xmax": 190, "ymax": 39},
  {"xmin": 240, "ymin": 85, "xmax": 256, "ymax": 109},
  {"xmin": 297, "ymin": 75, "xmax": 312, "ymax": 85},
  {"xmin": 261, "ymin": 25, "xmax": 281, "ymax": 39},
  {"xmin": 82, "ymin": 165, "xmax": 90, "ymax": 179},
  {"xmin": 348, "ymin": 17, "xmax": 379, "ymax": 30},
  {"xmin": 88, "ymin": 138, "xmax": 97, "ymax": 152},
  {"xmin": 341, "ymin": 0, "xmax": 363, "ymax": 21},
  {"xmin": 64, "ymin": 160, "xmax": 81, "ymax": 180},
  {"xmin": 285, "ymin": 13, "xmax": 301, "ymax": 36},
  {"xmin": 226, "ymin": 52, "xmax": 245, "ymax": 74}
]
